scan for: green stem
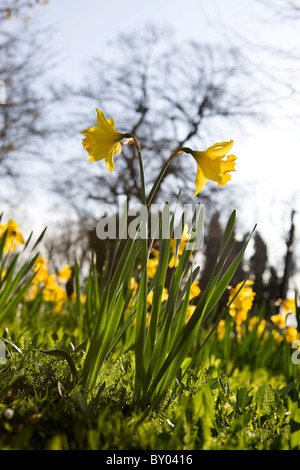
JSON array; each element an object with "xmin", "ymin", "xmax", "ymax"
[
  {"xmin": 146, "ymin": 159, "xmax": 171, "ymax": 207},
  {"xmin": 123, "ymin": 133, "xmax": 147, "ymax": 206},
  {"xmin": 123, "ymin": 133, "xmax": 149, "ymax": 406},
  {"xmin": 146, "ymin": 148, "xmax": 182, "ymax": 206}
]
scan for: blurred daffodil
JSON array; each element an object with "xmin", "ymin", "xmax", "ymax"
[
  {"xmin": 186, "ymin": 305, "xmax": 196, "ymax": 323},
  {"xmin": 28, "ymin": 257, "xmax": 69, "ymax": 315},
  {"xmin": 227, "ymin": 280, "xmax": 255, "ymax": 325},
  {"xmin": 178, "ymin": 140, "xmax": 236, "ymax": 195},
  {"xmin": 147, "ymin": 287, "xmax": 169, "ymax": 306},
  {"xmin": 217, "ymin": 319, "xmax": 226, "ymax": 341},
  {"xmin": 147, "ymin": 257, "xmax": 159, "ymax": 279},
  {"xmin": 81, "ymin": 108, "xmax": 126, "ymax": 172},
  {"xmin": 282, "ymin": 298, "xmax": 296, "ymax": 314},
  {"xmin": 248, "ymin": 316, "xmax": 267, "ymax": 338},
  {"xmin": 58, "ymin": 264, "xmax": 72, "ymax": 283},
  {"xmin": 270, "ymin": 297, "xmax": 297, "ymax": 331},
  {"xmin": 189, "ymin": 280, "xmax": 201, "ymax": 300},
  {"xmin": 33, "ymin": 256, "xmax": 49, "ymax": 285},
  {"xmin": 270, "ymin": 312, "xmax": 286, "ymax": 329},
  {"xmin": 285, "ymin": 326, "xmax": 299, "ymax": 344},
  {"xmin": 0, "ymin": 219, "xmax": 25, "ymax": 253}
]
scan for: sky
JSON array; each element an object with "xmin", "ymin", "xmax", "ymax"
[{"xmin": 3, "ymin": 0, "xmax": 300, "ymax": 284}]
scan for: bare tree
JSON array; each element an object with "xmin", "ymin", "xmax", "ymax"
[
  {"xmin": 257, "ymin": 0, "xmax": 300, "ymax": 20},
  {"xmin": 0, "ymin": 0, "xmax": 49, "ymax": 22},
  {"xmin": 0, "ymin": 0, "xmax": 52, "ymax": 190},
  {"xmin": 54, "ymin": 25, "xmax": 265, "ymax": 220}
]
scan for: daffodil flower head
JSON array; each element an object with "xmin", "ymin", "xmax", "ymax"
[
  {"xmin": 285, "ymin": 326, "xmax": 299, "ymax": 344},
  {"xmin": 181, "ymin": 140, "xmax": 236, "ymax": 195},
  {"xmin": 227, "ymin": 280, "xmax": 255, "ymax": 324},
  {"xmin": 58, "ymin": 264, "xmax": 72, "ymax": 283},
  {"xmin": 0, "ymin": 219, "xmax": 25, "ymax": 253},
  {"xmin": 81, "ymin": 108, "xmax": 126, "ymax": 172},
  {"xmin": 270, "ymin": 312, "xmax": 286, "ymax": 329},
  {"xmin": 282, "ymin": 298, "xmax": 296, "ymax": 314}
]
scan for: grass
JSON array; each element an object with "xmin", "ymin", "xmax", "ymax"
[{"xmin": 0, "ymin": 325, "xmax": 299, "ymax": 450}]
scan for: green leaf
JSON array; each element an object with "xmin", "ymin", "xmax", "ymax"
[
  {"xmin": 277, "ymin": 381, "xmax": 295, "ymax": 398},
  {"xmin": 30, "ymin": 227, "xmax": 47, "ymax": 252},
  {"xmin": 193, "ymin": 384, "xmax": 214, "ymax": 424},
  {"xmin": 255, "ymin": 384, "xmax": 276, "ymax": 415},
  {"xmin": 216, "ymin": 209, "xmax": 236, "ymax": 263},
  {"xmin": 236, "ymin": 387, "xmax": 251, "ymax": 412}
]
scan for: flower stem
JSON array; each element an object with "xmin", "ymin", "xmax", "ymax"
[
  {"xmin": 124, "ymin": 133, "xmax": 146, "ymax": 206},
  {"xmin": 146, "ymin": 147, "xmax": 183, "ymax": 206}
]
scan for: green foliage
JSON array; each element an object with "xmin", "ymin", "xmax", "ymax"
[{"xmin": 0, "ymin": 337, "xmax": 297, "ymax": 450}]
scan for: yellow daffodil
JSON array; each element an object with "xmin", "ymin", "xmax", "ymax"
[
  {"xmin": 282, "ymin": 298, "xmax": 296, "ymax": 314},
  {"xmin": 0, "ymin": 219, "xmax": 25, "ymax": 253},
  {"xmin": 42, "ymin": 273, "xmax": 60, "ymax": 302},
  {"xmin": 58, "ymin": 264, "xmax": 72, "ymax": 283},
  {"xmin": 270, "ymin": 312, "xmax": 286, "ymax": 329},
  {"xmin": 179, "ymin": 140, "xmax": 236, "ymax": 195},
  {"xmin": 147, "ymin": 257, "xmax": 159, "ymax": 279},
  {"xmin": 227, "ymin": 280, "xmax": 255, "ymax": 325},
  {"xmin": 34, "ymin": 256, "xmax": 48, "ymax": 269},
  {"xmin": 26, "ymin": 257, "xmax": 69, "ymax": 314},
  {"xmin": 43, "ymin": 275, "xmax": 67, "ymax": 314},
  {"xmin": 186, "ymin": 305, "xmax": 196, "ymax": 323},
  {"xmin": 189, "ymin": 280, "xmax": 201, "ymax": 300},
  {"xmin": 128, "ymin": 277, "xmax": 138, "ymax": 308},
  {"xmin": 33, "ymin": 256, "xmax": 49, "ymax": 285},
  {"xmin": 271, "ymin": 329, "xmax": 283, "ymax": 344},
  {"xmin": 147, "ymin": 287, "xmax": 169, "ymax": 306},
  {"xmin": 81, "ymin": 108, "xmax": 126, "ymax": 172},
  {"xmin": 25, "ymin": 284, "xmax": 39, "ymax": 302},
  {"xmin": 235, "ymin": 324, "xmax": 245, "ymax": 342},
  {"xmin": 248, "ymin": 315, "xmax": 259, "ymax": 331},
  {"xmin": 248, "ymin": 316, "xmax": 268, "ymax": 341},
  {"xmin": 270, "ymin": 298, "xmax": 297, "ymax": 333},
  {"xmin": 256, "ymin": 319, "xmax": 267, "ymax": 338},
  {"xmin": 182, "ymin": 280, "xmax": 201, "ymax": 301},
  {"xmin": 285, "ymin": 326, "xmax": 299, "ymax": 344},
  {"xmin": 217, "ymin": 319, "xmax": 226, "ymax": 341},
  {"xmin": 218, "ymin": 154, "xmax": 238, "ymax": 187}
]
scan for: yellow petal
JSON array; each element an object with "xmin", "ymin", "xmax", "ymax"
[
  {"xmin": 82, "ymin": 109, "xmax": 124, "ymax": 171},
  {"xmin": 105, "ymin": 152, "xmax": 115, "ymax": 172},
  {"xmin": 113, "ymin": 141, "xmax": 122, "ymax": 156},
  {"xmin": 194, "ymin": 163, "xmax": 208, "ymax": 195},
  {"xmin": 82, "ymin": 134, "xmax": 97, "ymax": 153},
  {"xmin": 206, "ymin": 140, "xmax": 234, "ymax": 158},
  {"xmin": 199, "ymin": 155, "xmax": 222, "ymax": 182},
  {"xmin": 15, "ymin": 232, "xmax": 25, "ymax": 244}
]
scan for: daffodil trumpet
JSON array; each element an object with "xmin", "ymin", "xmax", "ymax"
[{"xmin": 168, "ymin": 141, "xmax": 236, "ymax": 195}]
